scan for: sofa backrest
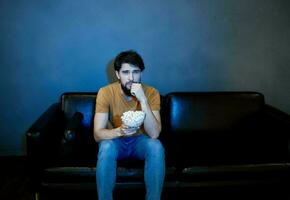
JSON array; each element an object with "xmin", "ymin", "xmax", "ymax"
[
  {"xmin": 61, "ymin": 92, "xmax": 97, "ymax": 164},
  {"xmin": 59, "ymin": 91, "xmax": 286, "ymax": 166},
  {"xmin": 164, "ymin": 92, "xmax": 265, "ymax": 133},
  {"xmin": 61, "ymin": 92, "xmax": 97, "ymax": 130},
  {"xmin": 162, "ymin": 92, "xmax": 272, "ymax": 166}
]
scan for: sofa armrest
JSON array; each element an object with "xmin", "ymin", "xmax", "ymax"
[
  {"xmin": 263, "ymin": 104, "xmax": 290, "ymax": 160},
  {"xmin": 26, "ymin": 103, "xmax": 64, "ymax": 160},
  {"xmin": 263, "ymin": 105, "xmax": 290, "ymax": 126}
]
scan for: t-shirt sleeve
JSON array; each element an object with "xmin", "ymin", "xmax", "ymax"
[
  {"xmin": 148, "ymin": 88, "xmax": 160, "ymax": 111},
  {"xmin": 95, "ymin": 87, "xmax": 110, "ymax": 113}
]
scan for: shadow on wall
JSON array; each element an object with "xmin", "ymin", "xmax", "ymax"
[{"xmin": 106, "ymin": 59, "xmax": 118, "ymax": 84}]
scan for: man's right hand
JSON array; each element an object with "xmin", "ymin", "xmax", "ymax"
[{"xmin": 120, "ymin": 125, "xmax": 140, "ymax": 136}]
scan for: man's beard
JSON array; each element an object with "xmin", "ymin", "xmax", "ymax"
[
  {"xmin": 121, "ymin": 83, "xmax": 132, "ymax": 96},
  {"xmin": 120, "ymin": 80, "xmax": 141, "ymax": 96}
]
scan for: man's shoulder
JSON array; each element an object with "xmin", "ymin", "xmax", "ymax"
[
  {"xmin": 142, "ymin": 84, "xmax": 160, "ymax": 95},
  {"xmin": 98, "ymin": 82, "xmax": 119, "ymax": 93}
]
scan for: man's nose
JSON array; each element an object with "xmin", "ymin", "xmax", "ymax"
[{"xmin": 129, "ymin": 73, "xmax": 134, "ymax": 81}]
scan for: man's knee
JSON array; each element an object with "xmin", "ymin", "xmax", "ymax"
[
  {"xmin": 146, "ymin": 139, "xmax": 165, "ymax": 156},
  {"xmin": 98, "ymin": 140, "xmax": 118, "ymax": 159}
]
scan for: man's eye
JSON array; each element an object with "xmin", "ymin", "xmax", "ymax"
[{"xmin": 122, "ymin": 71, "xmax": 129, "ymax": 74}]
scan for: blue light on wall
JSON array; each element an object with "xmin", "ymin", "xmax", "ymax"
[{"xmin": 1, "ymin": 0, "xmax": 290, "ymax": 155}]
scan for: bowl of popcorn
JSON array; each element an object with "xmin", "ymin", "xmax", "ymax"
[{"xmin": 121, "ymin": 110, "xmax": 146, "ymax": 128}]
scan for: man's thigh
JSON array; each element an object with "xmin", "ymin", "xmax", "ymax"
[{"xmin": 130, "ymin": 134, "xmax": 163, "ymax": 160}]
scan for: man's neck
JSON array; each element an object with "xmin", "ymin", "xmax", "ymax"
[{"xmin": 124, "ymin": 94, "xmax": 133, "ymax": 101}]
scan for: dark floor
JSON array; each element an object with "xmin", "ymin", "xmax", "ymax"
[
  {"xmin": 0, "ymin": 156, "xmax": 289, "ymax": 200},
  {"xmin": 0, "ymin": 156, "xmax": 33, "ymax": 200}
]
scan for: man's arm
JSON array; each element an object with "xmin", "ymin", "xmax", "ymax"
[
  {"xmin": 131, "ymin": 83, "xmax": 162, "ymax": 139},
  {"xmin": 140, "ymin": 100, "xmax": 162, "ymax": 139},
  {"xmin": 93, "ymin": 113, "xmax": 124, "ymax": 142}
]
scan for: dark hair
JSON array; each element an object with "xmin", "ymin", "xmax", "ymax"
[{"xmin": 114, "ymin": 50, "xmax": 145, "ymax": 72}]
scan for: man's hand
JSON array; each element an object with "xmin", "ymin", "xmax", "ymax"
[
  {"xmin": 131, "ymin": 83, "xmax": 146, "ymax": 102},
  {"xmin": 121, "ymin": 125, "xmax": 140, "ymax": 136},
  {"xmin": 114, "ymin": 127, "xmax": 125, "ymax": 137}
]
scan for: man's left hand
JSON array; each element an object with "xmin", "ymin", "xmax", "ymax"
[{"xmin": 131, "ymin": 83, "xmax": 147, "ymax": 102}]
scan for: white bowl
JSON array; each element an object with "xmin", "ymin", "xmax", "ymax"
[{"xmin": 121, "ymin": 111, "xmax": 146, "ymax": 128}]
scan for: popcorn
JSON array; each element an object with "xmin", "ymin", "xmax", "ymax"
[{"xmin": 121, "ymin": 111, "xmax": 146, "ymax": 128}]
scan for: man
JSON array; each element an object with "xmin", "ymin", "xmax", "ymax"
[{"xmin": 94, "ymin": 50, "xmax": 165, "ymax": 200}]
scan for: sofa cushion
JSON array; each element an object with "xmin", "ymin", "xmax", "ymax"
[
  {"xmin": 179, "ymin": 163, "xmax": 290, "ymax": 183},
  {"xmin": 163, "ymin": 92, "xmax": 288, "ymax": 166},
  {"xmin": 165, "ymin": 92, "xmax": 265, "ymax": 133},
  {"xmin": 41, "ymin": 166, "xmax": 177, "ymax": 188}
]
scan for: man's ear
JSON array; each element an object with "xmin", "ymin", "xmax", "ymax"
[{"xmin": 115, "ymin": 71, "xmax": 120, "ymax": 80}]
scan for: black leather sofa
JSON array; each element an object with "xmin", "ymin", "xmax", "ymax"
[{"xmin": 26, "ymin": 92, "xmax": 290, "ymax": 199}]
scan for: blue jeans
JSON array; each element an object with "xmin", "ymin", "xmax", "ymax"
[{"xmin": 96, "ymin": 134, "xmax": 165, "ymax": 200}]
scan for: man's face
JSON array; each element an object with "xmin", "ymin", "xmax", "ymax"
[{"xmin": 115, "ymin": 63, "xmax": 142, "ymax": 96}]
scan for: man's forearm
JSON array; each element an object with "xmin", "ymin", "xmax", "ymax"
[
  {"xmin": 140, "ymin": 99, "xmax": 161, "ymax": 139},
  {"xmin": 94, "ymin": 128, "xmax": 122, "ymax": 142}
]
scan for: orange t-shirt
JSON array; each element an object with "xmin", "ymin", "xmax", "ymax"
[{"xmin": 95, "ymin": 82, "xmax": 160, "ymax": 132}]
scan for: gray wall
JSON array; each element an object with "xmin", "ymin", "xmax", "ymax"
[{"xmin": 0, "ymin": 0, "xmax": 290, "ymax": 155}]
